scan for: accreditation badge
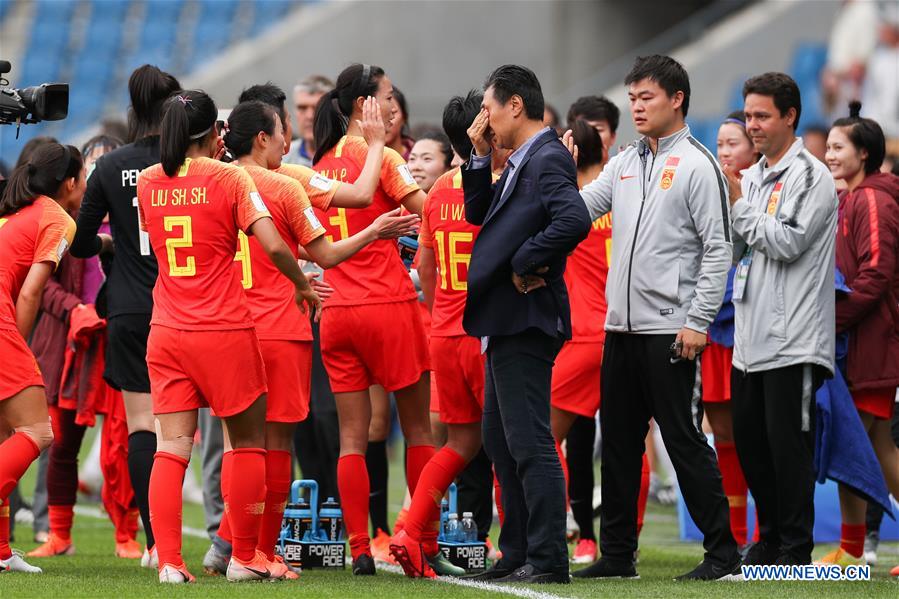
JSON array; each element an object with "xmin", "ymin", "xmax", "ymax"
[{"xmin": 660, "ymin": 156, "xmax": 680, "ymax": 190}]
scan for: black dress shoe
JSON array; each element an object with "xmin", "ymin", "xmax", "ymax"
[
  {"xmin": 495, "ymin": 564, "xmax": 570, "ymax": 584},
  {"xmin": 572, "ymin": 557, "xmax": 639, "ymax": 579},
  {"xmin": 462, "ymin": 562, "xmax": 521, "ymax": 581}
]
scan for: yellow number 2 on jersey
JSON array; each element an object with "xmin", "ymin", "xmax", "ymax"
[{"xmin": 163, "ymin": 215, "xmax": 196, "ymax": 277}]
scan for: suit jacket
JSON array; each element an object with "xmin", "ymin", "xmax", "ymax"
[{"xmin": 462, "ymin": 128, "xmax": 591, "ymax": 340}]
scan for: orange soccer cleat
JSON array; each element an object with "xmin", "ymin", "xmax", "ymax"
[{"xmin": 26, "ymin": 533, "xmax": 75, "ymax": 558}]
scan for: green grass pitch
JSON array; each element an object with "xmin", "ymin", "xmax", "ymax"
[{"xmin": 2, "ymin": 432, "xmax": 897, "ymax": 598}]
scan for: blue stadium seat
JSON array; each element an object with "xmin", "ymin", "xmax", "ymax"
[
  {"xmin": 0, "ymin": 0, "xmax": 12, "ymax": 23},
  {"xmin": 21, "ymin": 53, "xmax": 61, "ymax": 84},
  {"xmin": 33, "ymin": 0, "xmax": 76, "ymax": 24},
  {"xmin": 249, "ymin": 0, "xmax": 295, "ymax": 37},
  {"xmin": 789, "ymin": 43, "xmax": 828, "ymax": 133}
]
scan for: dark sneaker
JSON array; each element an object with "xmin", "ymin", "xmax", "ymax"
[
  {"xmin": 572, "ymin": 557, "xmax": 638, "ymax": 579},
  {"xmin": 675, "ymin": 558, "xmax": 743, "ymax": 581},
  {"xmin": 427, "ymin": 552, "xmax": 465, "ymax": 577},
  {"xmin": 463, "ymin": 562, "xmax": 520, "ymax": 581},
  {"xmin": 494, "ymin": 564, "xmax": 570, "ymax": 584},
  {"xmin": 774, "ymin": 551, "xmax": 809, "ymax": 566},
  {"xmin": 352, "ymin": 553, "xmax": 376, "ymax": 576},
  {"xmin": 742, "ymin": 541, "xmax": 779, "ymax": 566}
]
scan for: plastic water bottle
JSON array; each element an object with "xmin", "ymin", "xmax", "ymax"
[
  {"xmin": 461, "ymin": 512, "xmax": 476, "ymax": 543},
  {"xmin": 446, "ymin": 513, "xmax": 461, "ymax": 543},
  {"xmin": 439, "ymin": 499, "xmax": 449, "ymax": 540}
]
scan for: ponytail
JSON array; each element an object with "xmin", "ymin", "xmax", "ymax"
[
  {"xmin": 312, "ymin": 63, "xmax": 385, "ymax": 164},
  {"xmin": 159, "ymin": 90, "xmax": 218, "ymax": 177},
  {"xmin": 832, "ymin": 101, "xmax": 886, "ymax": 175},
  {"xmin": 0, "ymin": 143, "xmax": 83, "ymax": 216},
  {"xmin": 127, "ymin": 64, "xmax": 181, "ymax": 143}
]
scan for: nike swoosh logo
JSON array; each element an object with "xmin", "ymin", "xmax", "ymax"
[
  {"xmin": 245, "ymin": 566, "xmax": 271, "ymax": 578},
  {"xmin": 620, "ymin": 175, "xmax": 636, "ymax": 180}
]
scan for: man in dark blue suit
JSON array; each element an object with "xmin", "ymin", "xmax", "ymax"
[{"xmin": 462, "ymin": 65, "xmax": 591, "ymax": 584}]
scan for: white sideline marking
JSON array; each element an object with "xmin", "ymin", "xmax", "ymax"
[
  {"xmin": 377, "ymin": 563, "xmax": 568, "ymax": 599},
  {"xmin": 73, "ymin": 505, "xmax": 208, "ymax": 539},
  {"xmin": 74, "ymin": 506, "xmax": 566, "ymax": 598}
]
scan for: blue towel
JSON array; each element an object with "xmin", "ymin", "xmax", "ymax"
[
  {"xmin": 709, "ymin": 268, "xmax": 735, "ymax": 347},
  {"xmin": 814, "ymin": 269, "xmax": 893, "ymax": 516}
]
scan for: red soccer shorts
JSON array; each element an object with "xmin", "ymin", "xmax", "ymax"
[
  {"xmin": 320, "ymin": 300, "xmax": 429, "ymax": 394},
  {"xmin": 430, "ymin": 335, "xmax": 484, "ymax": 424},
  {"xmin": 0, "ymin": 329, "xmax": 45, "ymax": 400},
  {"xmin": 147, "ymin": 325, "xmax": 267, "ymax": 418},
  {"xmin": 429, "ymin": 369, "xmax": 440, "ymax": 414},
  {"xmin": 853, "ymin": 387, "xmax": 896, "ymax": 420},
  {"xmin": 551, "ymin": 341, "xmax": 602, "ymax": 418},
  {"xmin": 701, "ymin": 341, "xmax": 733, "ymax": 403},
  {"xmin": 259, "ymin": 339, "xmax": 312, "ymax": 423}
]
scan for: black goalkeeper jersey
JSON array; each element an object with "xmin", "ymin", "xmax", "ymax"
[{"xmin": 70, "ymin": 136, "xmax": 160, "ymax": 317}]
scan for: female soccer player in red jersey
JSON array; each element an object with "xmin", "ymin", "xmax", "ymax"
[
  {"xmin": 312, "ymin": 63, "xmax": 433, "ymax": 575},
  {"xmin": 390, "ymin": 91, "xmax": 492, "ymax": 579},
  {"xmin": 137, "ymin": 90, "xmax": 320, "ymax": 584},
  {"xmin": 216, "ymin": 98, "xmax": 417, "ymax": 566},
  {"xmin": 0, "ymin": 143, "xmax": 82, "ymax": 574},
  {"xmin": 711, "ymin": 111, "xmax": 758, "ymax": 547}
]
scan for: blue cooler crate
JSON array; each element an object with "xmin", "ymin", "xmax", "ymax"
[
  {"xmin": 437, "ymin": 483, "xmax": 487, "ymax": 572},
  {"xmin": 279, "ymin": 479, "xmax": 346, "ymax": 568}
]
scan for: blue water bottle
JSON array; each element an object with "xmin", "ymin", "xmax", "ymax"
[{"xmin": 439, "ymin": 498, "xmax": 449, "ymax": 540}]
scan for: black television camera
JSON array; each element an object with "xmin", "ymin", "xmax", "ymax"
[{"xmin": 0, "ymin": 60, "xmax": 69, "ymax": 136}]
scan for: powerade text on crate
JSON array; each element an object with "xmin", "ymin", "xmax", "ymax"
[{"xmin": 279, "ymin": 479, "xmax": 346, "ymax": 568}]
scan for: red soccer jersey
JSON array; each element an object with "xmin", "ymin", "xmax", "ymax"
[
  {"xmin": 0, "ymin": 197, "xmax": 76, "ymax": 332},
  {"xmin": 313, "ymin": 135, "xmax": 420, "ymax": 306},
  {"xmin": 275, "ymin": 163, "xmax": 341, "ymax": 211},
  {"xmin": 234, "ymin": 165, "xmax": 326, "ymax": 340},
  {"xmin": 566, "ymin": 212, "xmax": 612, "ymax": 342},
  {"xmin": 137, "ymin": 157, "xmax": 270, "ymax": 331},
  {"xmin": 418, "ymin": 168, "xmax": 481, "ymax": 337}
]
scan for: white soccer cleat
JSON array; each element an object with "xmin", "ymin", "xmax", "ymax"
[
  {"xmin": 0, "ymin": 550, "xmax": 43, "ymax": 573},
  {"xmin": 158, "ymin": 562, "xmax": 196, "ymax": 583},
  {"xmin": 141, "ymin": 546, "xmax": 158, "ymax": 569},
  {"xmin": 226, "ymin": 550, "xmax": 287, "ymax": 582}
]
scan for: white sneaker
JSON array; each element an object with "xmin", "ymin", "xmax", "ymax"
[
  {"xmin": 203, "ymin": 543, "xmax": 229, "ymax": 576},
  {"xmin": 0, "ymin": 550, "xmax": 43, "ymax": 573},
  {"xmin": 158, "ymin": 562, "xmax": 196, "ymax": 584},
  {"xmin": 141, "ymin": 546, "xmax": 158, "ymax": 569}
]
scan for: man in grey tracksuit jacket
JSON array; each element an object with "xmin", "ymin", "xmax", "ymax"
[
  {"xmin": 728, "ymin": 136, "xmax": 837, "ymax": 565},
  {"xmin": 579, "ymin": 124, "xmax": 740, "ymax": 574}
]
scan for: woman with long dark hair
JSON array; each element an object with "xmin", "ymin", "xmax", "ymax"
[
  {"xmin": 27, "ymin": 134, "xmax": 144, "ymax": 561},
  {"xmin": 68, "ymin": 65, "xmax": 180, "ymax": 567},
  {"xmin": 215, "ymin": 98, "xmax": 416, "ymax": 568},
  {"xmin": 0, "ymin": 143, "xmax": 82, "ymax": 574},
  {"xmin": 816, "ymin": 102, "xmax": 899, "ymax": 569},
  {"xmin": 311, "ymin": 63, "xmax": 432, "ymax": 575},
  {"xmin": 137, "ymin": 90, "xmax": 320, "ymax": 583}
]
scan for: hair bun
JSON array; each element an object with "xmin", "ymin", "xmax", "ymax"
[{"xmin": 848, "ymin": 100, "xmax": 862, "ymax": 119}]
